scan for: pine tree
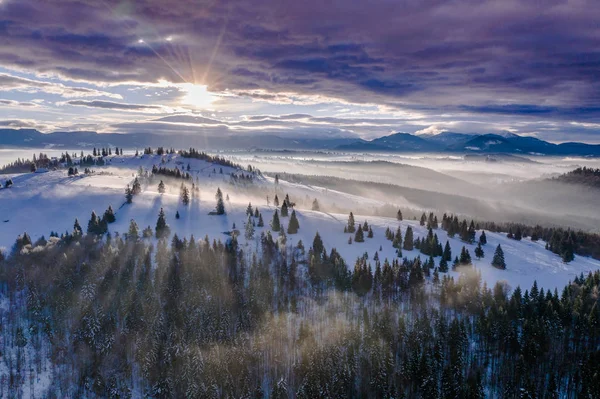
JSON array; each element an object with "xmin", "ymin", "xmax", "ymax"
[
  {"xmin": 368, "ymin": 226, "xmax": 374, "ymax": 238},
  {"xmin": 403, "ymin": 226, "xmax": 414, "ymax": 250},
  {"xmin": 246, "ymin": 202, "xmax": 253, "ymax": 216},
  {"xmin": 103, "ymin": 205, "xmax": 116, "ymax": 223},
  {"xmin": 87, "ymin": 211, "xmax": 100, "ymax": 235},
  {"xmin": 281, "ymin": 201, "xmax": 289, "ymax": 217},
  {"xmin": 354, "ymin": 225, "xmax": 365, "ymax": 242},
  {"xmin": 128, "ymin": 219, "xmax": 139, "ymax": 241},
  {"xmin": 420, "ymin": 212, "xmax": 427, "ymax": 226},
  {"xmin": 312, "ymin": 198, "xmax": 320, "ymax": 211},
  {"xmin": 479, "ymin": 230, "xmax": 487, "ymax": 245},
  {"xmin": 245, "ymin": 215, "xmax": 255, "ymax": 240},
  {"xmin": 274, "ymin": 194, "xmax": 279, "ymax": 207},
  {"xmin": 439, "ymin": 256, "xmax": 449, "ymax": 273},
  {"xmin": 125, "ymin": 184, "xmax": 133, "ymax": 204},
  {"xmin": 257, "ymin": 213, "xmax": 264, "ymax": 227},
  {"xmin": 155, "ymin": 208, "xmax": 170, "ymax": 238},
  {"xmin": 287, "ymin": 210, "xmax": 300, "ymax": 234},
  {"xmin": 181, "ymin": 186, "xmax": 190, "ymax": 205},
  {"xmin": 215, "ymin": 187, "xmax": 225, "ymax": 215},
  {"xmin": 132, "ymin": 177, "xmax": 141, "ymax": 195},
  {"xmin": 271, "ymin": 209, "xmax": 281, "ymax": 232},
  {"xmin": 175, "ymin": 211, "xmax": 180, "ymax": 219},
  {"xmin": 347, "ymin": 212, "xmax": 356, "ymax": 233},
  {"xmin": 492, "ymin": 244, "xmax": 506, "ymax": 269},
  {"xmin": 459, "ymin": 246, "xmax": 472, "ymax": 264},
  {"xmin": 158, "ymin": 180, "xmax": 165, "ymax": 194},
  {"xmin": 475, "ymin": 242, "xmax": 484, "ymax": 259},
  {"xmin": 443, "ymin": 240, "xmax": 452, "ymax": 261},
  {"xmin": 73, "ymin": 218, "xmax": 82, "ymax": 236},
  {"xmin": 397, "ymin": 209, "xmax": 403, "ymax": 221}
]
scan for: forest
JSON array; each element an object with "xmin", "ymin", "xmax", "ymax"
[{"xmin": 1, "ymin": 217, "xmax": 599, "ymax": 398}]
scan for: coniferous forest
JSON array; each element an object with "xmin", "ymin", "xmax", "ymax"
[{"xmin": 1, "ymin": 224, "xmax": 599, "ymax": 398}]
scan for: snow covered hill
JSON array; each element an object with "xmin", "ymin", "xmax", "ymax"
[{"xmin": 1, "ymin": 153, "xmax": 599, "ymax": 292}]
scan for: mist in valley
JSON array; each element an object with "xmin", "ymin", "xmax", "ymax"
[{"xmin": 225, "ymin": 151, "xmax": 600, "ymax": 231}]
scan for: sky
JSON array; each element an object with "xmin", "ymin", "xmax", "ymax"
[{"xmin": 0, "ymin": 0, "xmax": 599, "ymax": 143}]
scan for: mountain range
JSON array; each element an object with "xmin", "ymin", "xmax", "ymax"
[{"xmin": 1, "ymin": 128, "xmax": 599, "ymax": 156}]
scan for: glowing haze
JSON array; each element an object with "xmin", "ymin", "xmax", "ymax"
[{"xmin": 0, "ymin": 0, "xmax": 599, "ymax": 142}]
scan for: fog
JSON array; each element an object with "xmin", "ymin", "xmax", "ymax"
[
  {"xmin": 2, "ymin": 148, "xmax": 599, "ymax": 232},
  {"xmin": 224, "ymin": 151, "xmax": 600, "ymax": 231}
]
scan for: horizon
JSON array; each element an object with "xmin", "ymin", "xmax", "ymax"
[{"xmin": 0, "ymin": 0, "xmax": 599, "ymax": 144}]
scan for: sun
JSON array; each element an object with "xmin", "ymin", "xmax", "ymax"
[{"xmin": 181, "ymin": 83, "xmax": 216, "ymax": 108}]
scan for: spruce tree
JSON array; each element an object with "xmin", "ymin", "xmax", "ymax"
[
  {"xmin": 354, "ymin": 225, "xmax": 365, "ymax": 242},
  {"xmin": 492, "ymin": 244, "xmax": 506, "ymax": 269},
  {"xmin": 439, "ymin": 256, "xmax": 449, "ymax": 273},
  {"xmin": 281, "ymin": 201, "xmax": 289, "ymax": 217},
  {"xmin": 245, "ymin": 215, "xmax": 255, "ymax": 240},
  {"xmin": 87, "ymin": 211, "xmax": 100, "ymax": 235},
  {"xmin": 443, "ymin": 240, "xmax": 452, "ymax": 261},
  {"xmin": 158, "ymin": 180, "xmax": 165, "ymax": 194},
  {"xmin": 246, "ymin": 203, "xmax": 253, "ymax": 216},
  {"xmin": 271, "ymin": 209, "xmax": 281, "ymax": 232},
  {"xmin": 103, "ymin": 205, "xmax": 116, "ymax": 223},
  {"xmin": 403, "ymin": 226, "xmax": 414, "ymax": 250},
  {"xmin": 181, "ymin": 186, "xmax": 190, "ymax": 205},
  {"xmin": 397, "ymin": 209, "xmax": 403, "ymax": 221},
  {"xmin": 274, "ymin": 194, "xmax": 280, "ymax": 207},
  {"xmin": 73, "ymin": 218, "xmax": 82, "ymax": 236},
  {"xmin": 155, "ymin": 208, "xmax": 170, "ymax": 239},
  {"xmin": 128, "ymin": 219, "xmax": 139, "ymax": 241},
  {"xmin": 479, "ymin": 230, "xmax": 487, "ymax": 245},
  {"xmin": 347, "ymin": 212, "xmax": 356, "ymax": 233},
  {"xmin": 215, "ymin": 187, "xmax": 225, "ymax": 215},
  {"xmin": 475, "ymin": 242, "xmax": 485, "ymax": 259},
  {"xmin": 125, "ymin": 185, "xmax": 133, "ymax": 204},
  {"xmin": 287, "ymin": 210, "xmax": 300, "ymax": 234},
  {"xmin": 257, "ymin": 213, "xmax": 264, "ymax": 227},
  {"xmin": 132, "ymin": 177, "xmax": 142, "ymax": 195}
]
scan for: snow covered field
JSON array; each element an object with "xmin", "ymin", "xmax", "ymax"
[{"xmin": 1, "ymin": 152, "xmax": 599, "ymax": 292}]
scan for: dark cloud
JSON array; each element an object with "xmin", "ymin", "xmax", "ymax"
[{"xmin": 0, "ymin": 0, "xmax": 599, "ymax": 137}]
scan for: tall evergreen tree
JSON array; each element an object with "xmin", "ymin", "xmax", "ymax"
[
  {"xmin": 287, "ymin": 210, "xmax": 300, "ymax": 234},
  {"xmin": 492, "ymin": 244, "xmax": 506, "ymax": 269},
  {"xmin": 347, "ymin": 212, "xmax": 356, "ymax": 233},
  {"xmin": 475, "ymin": 242, "xmax": 484, "ymax": 259},
  {"xmin": 281, "ymin": 201, "xmax": 289, "ymax": 217},
  {"xmin": 125, "ymin": 184, "xmax": 133, "ymax": 204},
  {"xmin": 158, "ymin": 180, "xmax": 165, "ymax": 194},
  {"xmin": 354, "ymin": 225, "xmax": 365, "ymax": 242},
  {"xmin": 215, "ymin": 187, "xmax": 225, "ymax": 215},
  {"xmin": 181, "ymin": 186, "xmax": 190, "ymax": 205},
  {"xmin": 271, "ymin": 209, "xmax": 281, "ymax": 232},
  {"xmin": 479, "ymin": 230, "xmax": 487, "ymax": 245},
  {"xmin": 103, "ymin": 205, "xmax": 116, "ymax": 223},
  {"xmin": 397, "ymin": 209, "xmax": 403, "ymax": 221},
  {"xmin": 155, "ymin": 208, "xmax": 170, "ymax": 239},
  {"xmin": 245, "ymin": 215, "xmax": 255, "ymax": 240},
  {"xmin": 403, "ymin": 226, "xmax": 414, "ymax": 250}
]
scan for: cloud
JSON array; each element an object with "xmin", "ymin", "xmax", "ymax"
[
  {"xmin": 64, "ymin": 99, "xmax": 168, "ymax": 112},
  {"xmin": 0, "ymin": 0, "xmax": 599, "ymax": 141},
  {"xmin": 0, "ymin": 99, "xmax": 39, "ymax": 107},
  {"xmin": 0, "ymin": 73, "xmax": 122, "ymax": 99}
]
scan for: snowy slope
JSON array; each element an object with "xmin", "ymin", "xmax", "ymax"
[{"xmin": 1, "ymin": 154, "xmax": 599, "ymax": 292}]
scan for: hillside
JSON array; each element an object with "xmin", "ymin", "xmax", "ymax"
[
  {"xmin": 549, "ymin": 167, "xmax": 600, "ymax": 189},
  {"xmin": 1, "ymin": 153, "xmax": 599, "ymax": 292}
]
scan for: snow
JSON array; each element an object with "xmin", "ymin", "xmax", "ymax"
[{"xmin": 1, "ymin": 153, "xmax": 599, "ymax": 294}]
